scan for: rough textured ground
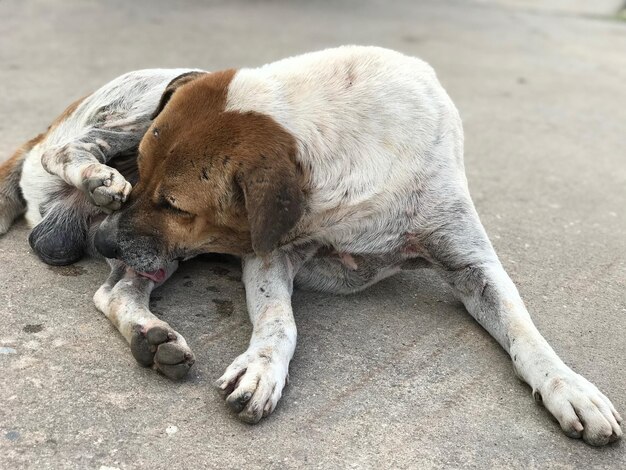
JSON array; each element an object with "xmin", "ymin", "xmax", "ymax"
[{"xmin": 1, "ymin": 1, "xmax": 625, "ymax": 468}]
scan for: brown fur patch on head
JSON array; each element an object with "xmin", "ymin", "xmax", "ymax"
[
  {"xmin": 122, "ymin": 69, "xmax": 305, "ymax": 262},
  {"xmin": 151, "ymin": 71, "xmax": 207, "ymax": 120}
]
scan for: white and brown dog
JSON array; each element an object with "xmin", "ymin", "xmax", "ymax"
[{"xmin": 0, "ymin": 46, "xmax": 621, "ymax": 445}]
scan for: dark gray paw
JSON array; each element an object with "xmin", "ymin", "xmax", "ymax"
[{"xmin": 131, "ymin": 321, "xmax": 195, "ymax": 380}]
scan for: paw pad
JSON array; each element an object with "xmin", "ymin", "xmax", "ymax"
[{"xmin": 131, "ymin": 323, "xmax": 195, "ymax": 380}]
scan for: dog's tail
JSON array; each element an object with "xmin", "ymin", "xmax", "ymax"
[{"xmin": 0, "ymin": 135, "xmax": 42, "ymax": 235}]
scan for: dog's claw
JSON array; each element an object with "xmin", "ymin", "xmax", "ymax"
[{"xmin": 216, "ymin": 349, "xmax": 288, "ymax": 423}]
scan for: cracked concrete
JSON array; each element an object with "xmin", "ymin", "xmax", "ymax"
[{"xmin": 1, "ymin": 0, "xmax": 625, "ymax": 468}]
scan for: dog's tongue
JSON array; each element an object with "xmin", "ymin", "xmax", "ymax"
[{"xmin": 136, "ymin": 268, "xmax": 166, "ymax": 283}]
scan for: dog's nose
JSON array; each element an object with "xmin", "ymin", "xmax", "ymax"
[{"xmin": 94, "ymin": 224, "xmax": 120, "ymax": 259}]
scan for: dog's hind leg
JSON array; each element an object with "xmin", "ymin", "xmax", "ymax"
[
  {"xmin": 93, "ymin": 260, "xmax": 196, "ymax": 380},
  {"xmin": 0, "ymin": 136, "xmax": 42, "ymax": 234},
  {"xmin": 419, "ymin": 192, "xmax": 622, "ymax": 446}
]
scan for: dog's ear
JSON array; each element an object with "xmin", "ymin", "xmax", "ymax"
[
  {"xmin": 151, "ymin": 71, "xmax": 206, "ymax": 120},
  {"xmin": 236, "ymin": 150, "xmax": 305, "ymax": 256}
]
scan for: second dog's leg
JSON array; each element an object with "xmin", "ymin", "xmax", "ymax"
[{"xmin": 93, "ymin": 260, "xmax": 195, "ymax": 380}]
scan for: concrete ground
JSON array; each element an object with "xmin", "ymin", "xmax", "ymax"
[{"xmin": 1, "ymin": 0, "xmax": 625, "ymax": 468}]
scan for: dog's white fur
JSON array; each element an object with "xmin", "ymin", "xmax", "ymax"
[
  {"xmin": 210, "ymin": 48, "xmax": 622, "ymax": 440},
  {"xmin": 227, "ymin": 47, "xmax": 456, "ymax": 252},
  {"xmin": 2, "ymin": 47, "xmax": 621, "ymax": 444},
  {"xmin": 21, "ymin": 68, "xmax": 197, "ymax": 225}
]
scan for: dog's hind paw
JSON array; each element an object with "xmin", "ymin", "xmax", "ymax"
[
  {"xmin": 82, "ymin": 164, "xmax": 132, "ymax": 212},
  {"xmin": 130, "ymin": 320, "xmax": 195, "ymax": 380},
  {"xmin": 533, "ymin": 369, "xmax": 622, "ymax": 446}
]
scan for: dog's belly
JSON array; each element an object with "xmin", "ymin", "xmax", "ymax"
[
  {"xmin": 293, "ymin": 244, "xmax": 431, "ymax": 295},
  {"xmin": 318, "ymin": 248, "xmax": 430, "ymax": 270}
]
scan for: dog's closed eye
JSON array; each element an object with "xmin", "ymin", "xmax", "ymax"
[{"xmin": 157, "ymin": 195, "xmax": 193, "ymax": 217}]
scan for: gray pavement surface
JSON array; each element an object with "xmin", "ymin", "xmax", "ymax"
[{"xmin": 1, "ymin": 0, "xmax": 625, "ymax": 468}]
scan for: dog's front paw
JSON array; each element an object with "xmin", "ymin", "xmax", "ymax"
[
  {"xmin": 131, "ymin": 320, "xmax": 195, "ymax": 380},
  {"xmin": 215, "ymin": 348, "xmax": 289, "ymax": 423},
  {"xmin": 82, "ymin": 164, "xmax": 132, "ymax": 212},
  {"xmin": 534, "ymin": 369, "xmax": 622, "ymax": 446}
]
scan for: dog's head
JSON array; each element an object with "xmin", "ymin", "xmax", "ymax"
[{"xmin": 95, "ymin": 70, "xmax": 305, "ymax": 278}]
